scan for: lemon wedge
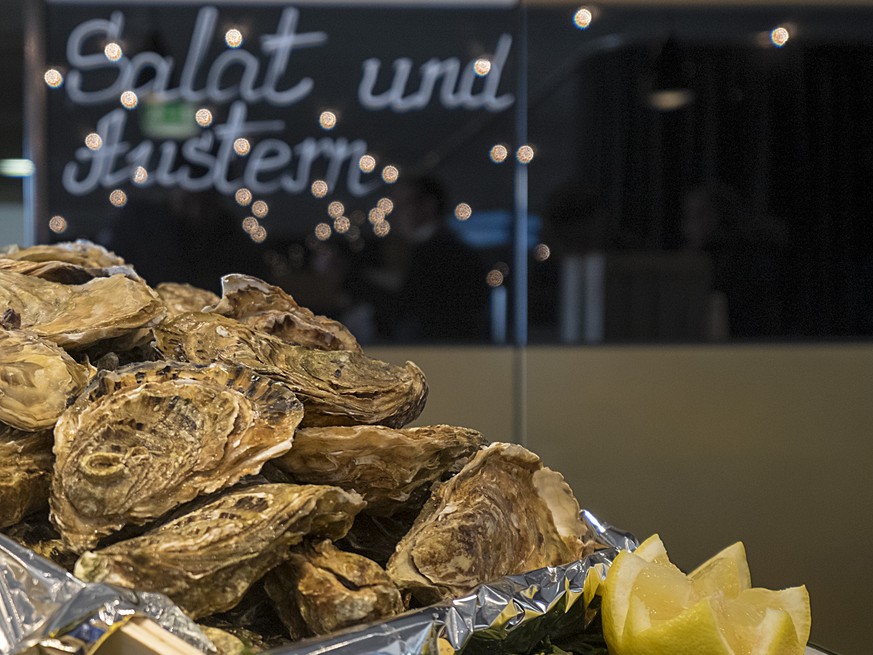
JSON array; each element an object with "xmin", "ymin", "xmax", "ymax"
[{"xmin": 601, "ymin": 535, "xmax": 810, "ymax": 655}]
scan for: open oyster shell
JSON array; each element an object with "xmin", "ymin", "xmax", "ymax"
[
  {"xmin": 74, "ymin": 483, "xmax": 366, "ymax": 619},
  {"xmin": 51, "ymin": 361, "xmax": 304, "ymax": 553},
  {"xmin": 156, "ymin": 282, "xmax": 221, "ymax": 318},
  {"xmin": 265, "ymin": 540, "xmax": 403, "ymax": 639},
  {"xmin": 154, "ymin": 312, "xmax": 427, "ymax": 428},
  {"xmin": 0, "ymin": 271, "xmax": 165, "ymax": 350},
  {"xmin": 0, "ymin": 424, "xmax": 53, "ymax": 529},
  {"xmin": 207, "ymin": 274, "xmax": 361, "ymax": 352},
  {"xmin": 0, "ymin": 258, "xmax": 140, "ymax": 284},
  {"xmin": 0, "ymin": 240, "xmax": 126, "ymax": 268},
  {"xmin": 387, "ymin": 442, "xmax": 594, "ymax": 605},
  {"xmin": 272, "ymin": 425, "xmax": 486, "ymax": 515},
  {"xmin": 0, "ymin": 329, "xmax": 93, "ymax": 431}
]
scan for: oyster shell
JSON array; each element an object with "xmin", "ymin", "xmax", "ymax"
[
  {"xmin": 208, "ymin": 274, "xmax": 361, "ymax": 352},
  {"xmin": 0, "ymin": 270, "xmax": 165, "ymax": 350},
  {"xmin": 265, "ymin": 540, "xmax": 403, "ymax": 639},
  {"xmin": 0, "ymin": 258, "xmax": 140, "ymax": 284},
  {"xmin": 157, "ymin": 282, "xmax": 221, "ymax": 318},
  {"xmin": 74, "ymin": 483, "xmax": 366, "ymax": 618},
  {"xmin": 0, "ymin": 329, "xmax": 93, "ymax": 431},
  {"xmin": 51, "ymin": 361, "xmax": 304, "ymax": 553},
  {"xmin": 0, "ymin": 424, "xmax": 53, "ymax": 528},
  {"xmin": 387, "ymin": 442, "xmax": 594, "ymax": 605},
  {"xmin": 0, "ymin": 240, "xmax": 126, "ymax": 268},
  {"xmin": 2, "ymin": 515, "xmax": 77, "ymax": 570},
  {"xmin": 272, "ymin": 425, "xmax": 486, "ymax": 515},
  {"xmin": 154, "ymin": 312, "xmax": 427, "ymax": 428},
  {"xmin": 200, "ymin": 627, "xmax": 250, "ymax": 655}
]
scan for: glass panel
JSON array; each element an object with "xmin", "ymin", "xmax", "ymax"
[
  {"xmin": 526, "ymin": 3, "xmax": 873, "ymax": 342},
  {"xmin": 42, "ymin": 2, "xmax": 517, "ymax": 343}
]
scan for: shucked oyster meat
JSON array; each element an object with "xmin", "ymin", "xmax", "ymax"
[
  {"xmin": 0, "ymin": 329, "xmax": 93, "ymax": 431},
  {"xmin": 387, "ymin": 442, "xmax": 594, "ymax": 605},
  {"xmin": 0, "ymin": 270, "xmax": 165, "ymax": 349},
  {"xmin": 0, "ymin": 424, "xmax": 53, "ymax": 528},
  {"xmin": 0, "ymin": 240, "xmax": 126, "ymax": 268},
  {"xmin": 74, "ymin": 483, "xmax": 366, "ymax": 619},
  {"xmin": 272, "ymin": 425, "xmax": 486, "ymax": 515},
  {"xmin": 265, "ymin": 540, "xmax": 403, "ymax": 639},
  {"xmin": 156, "ymin": 282, "xmax": 221, "ymax": 318},
  {"xmin": 154, "ymin": 312, "xmax": 427, "ymax": 428},
  {"xmin": 51, "ymin": 361, "xmax": 304, "ymax": 553},
  {"xmin": 208, "ymin": 274, "xmax": 361, "ymax": 352}
]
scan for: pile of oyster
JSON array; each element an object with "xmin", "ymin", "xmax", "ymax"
[{"xmin": 0, "ymin": 241, "xmax": 598, "ymax": 653}]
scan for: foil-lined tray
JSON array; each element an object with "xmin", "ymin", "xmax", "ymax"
[
  {"xmin": 0, "ymin": 510, "xmax": 632, "ymax": 655},
  {"xmin": 1, "ymin": 511, "xmax": 827, "ymax": 655}
]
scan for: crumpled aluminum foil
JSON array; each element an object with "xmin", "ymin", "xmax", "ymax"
[
  {"xmin": 267, "ymin": 510, "xmax": 638, "ymax": 655},
  {"xmin": 0, "ymin": 510, "xmax": 633, "ymax": 655},
  {"xmin": 0, "ymin": 534, "xmax": 214, "ymax": 655}
]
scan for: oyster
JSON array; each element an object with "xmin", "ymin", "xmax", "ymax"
[
  {"xmin": 0, "ymin": 329, "xmax": 93, "ymax": 431},
  {"xmin": 154, "ymin": 312, "xmax": 427, "ymax": 428},
  {"xmin": 157, "ymin": 282, "xmax": 221, "ymax": 318},
  {"xmin": 208, "ymin": 274, "xmax": 361, "ymax": 352},
  {"xmin": 0, "ymin": 240, "xmax": 126, "ymax": 268},
  {"xmin": 265, "ymin": 540, "xmax": 403, "ymax": 639},
  {"xmin": 2, "ymin": 515, "xmax": 77, "ymax": 570},
  {"xmin": 0, "ymin": 424, "xmax": 53, "ymax": 528},
  {"xmin": 200, "ymin": 627, "xmax": 250, "ymax": 655},
  {"xmin": 0, "ymin": 270, "xmax": 165, "ymax": 350},
  {"xmin": 74, "ymin": 483, "xmax": 366, "ymax": 618},
  {"xmin": 387, "ymin": 442, "xmax": 594, "ymax": 605},
  {"xmin": 272, "ymin": 425, "xmax": 486, "ymax": 515},
  {"xmin": 51, "ymin": 361, "xmax": 304, "ymax": 553},
  {"xmin": 0, "ymin": 258, "xmax": 140, "ymax": 284}
]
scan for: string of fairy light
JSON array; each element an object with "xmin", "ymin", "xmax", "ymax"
[{"xmin": 41, "ymin": 6, "xmax": 794, "ymax": 288}]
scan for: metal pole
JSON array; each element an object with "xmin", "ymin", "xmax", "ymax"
[
  {"xmin": 23, "ymin": 0, "xmax": 48, "ymax": 246},
  {"xmin": 512, "ymin": 1, "xmax": 528, "ymax": 446}
]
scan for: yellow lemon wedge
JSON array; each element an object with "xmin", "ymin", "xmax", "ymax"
[{"xmin": 601, "ymin": 536, "xmax": 810, "ymax": 655}]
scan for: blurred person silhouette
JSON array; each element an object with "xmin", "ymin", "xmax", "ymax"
[
  {"xmin": 348, "ymin": 176, "xmax": 487, "ymax": 342},
  {"xmin": 530, "ymin": 180, "xmax": 615, "ymax": 338},
  {"xmin": 681, "ymin": 182, "xmax": 788, "ymax": 337}
]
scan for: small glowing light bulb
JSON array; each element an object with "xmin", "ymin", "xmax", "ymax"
[
  {"xmin": 573, "ymin": 7, "xmax": 593, "ymax": 30},
  {"xmin": 225, "ymin": 28, "xmax": 243, "ymax": 48},
  {"xmin": 120, "ymin": 90, "xmax": 138, "ymax": 109},
  {"xmin": 44, "ymin": 69, "xmax": 63, "ymax": 88},
  {"xmin": 319, "ymin": 111, "xmax": 337, "ymax": 130},
  {"xmin": 104, "ymin": 42, "xmax": 123, "ymax": 61}
]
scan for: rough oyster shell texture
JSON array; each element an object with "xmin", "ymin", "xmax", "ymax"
[
  {"xmin": 0, "ymin": 270, "xmax": 165, "ymax": 349},
  {"xmin": 265, "ymin": 540, "xmax": 403, "ymax": 639},
  {"xmin": 0, "ymin": 258, "xmax": 140, "ymax": 284},
  {"xmin": 154, "ymin": 312, "xmax": 427, "ymax": 428},
  {"xmin": 74, "ymin": 483, "xmax": 366, "ymax": 619},
  {"xmin": 0, "ymin": 329, "xmax": 93, "ymax": 431},
  {"xmin": 208, "ymin": 274, "xmax": 361, "ymax": 352},
  {"xmin": 272, "ymin": 425, "xmax": 486, "ymax": 515},
  {"xmin": 0, "ymin": 240, "xmax": 126, "ymax": 268},
  {"xmin": 51, "ymin": 361, "xmax": 304, "ymax": 553},
  {"xmin": 0, "ymin": 424, "xmax": 53, "ymax": 529},
  {"xmin": 387, "ymin": 442, "xmax": 594, "ymax": 605},
  {"xmin": 156, "ymin": 282, "xmax": 221, "ymax": 318}
]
